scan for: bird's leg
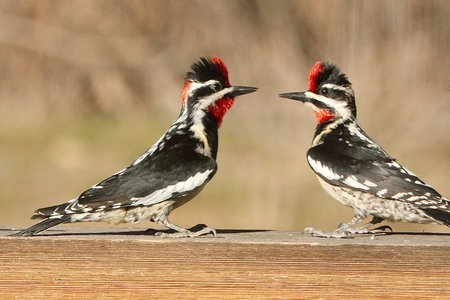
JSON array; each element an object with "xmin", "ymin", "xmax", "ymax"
[
  {"xmin": 154, "ymin": 218, "xmax": 216, "ymax": 238},
  {"xmin": 344, "ymin": 216, "xmax": 392, "ymax": 234},
  {"xmin": 304, "ymin": 216, "xmax": 390, "ymax": 238},
  {"xmin": 303, "ymin": 215, "xmax": 366, "ymax": 238}
]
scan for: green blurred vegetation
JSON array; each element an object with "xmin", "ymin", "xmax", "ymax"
[{"xmin": 1, "ymin": 1, "xmax": 450, "ymax": 233}]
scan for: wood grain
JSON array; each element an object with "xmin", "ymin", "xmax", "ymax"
[{"xmin": 1, "ymin": 227, "xmax": 450, "ymax": 299}]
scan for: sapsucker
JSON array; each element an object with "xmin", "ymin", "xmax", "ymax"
[
  {"xmin": 280, "ymin": 61, "xmax": 450, "ymax": 238},
  {"xmin": 12, "ymin": 56, "xmax": 257, "ymax": 237}
]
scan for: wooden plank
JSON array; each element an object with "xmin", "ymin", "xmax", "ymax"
[{"xmin": 1, "ymin": 227, "xmax": 450, "ymax": 299}]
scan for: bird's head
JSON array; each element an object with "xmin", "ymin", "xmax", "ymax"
[
  {"xmin": 279, "ymin": 62, "xmax": 356, "ymax": 125},
  {"xmin": 182, "ymin": 56, "xmax": 257, "ymax": 127}
]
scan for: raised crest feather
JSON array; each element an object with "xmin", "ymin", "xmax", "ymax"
[
  {"xmin": 308, "ymin": 61, "xmax": 323, "ymax": 92},
  {"xmin": 186, "ymin": 56, "xmax": 230, "ymax": 88},
  {"xmin": 310, "ymin": 62, "xmax": 351, "ymax": 92}
]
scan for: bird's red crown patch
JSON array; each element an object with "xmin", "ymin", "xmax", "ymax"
[
  {"xmin": 308, "ymin": 61, "xmax": 323, "ymax": 92},
  {"xmin": 211, "ymin": 56, "xmax": 230, "ymax": 87}
]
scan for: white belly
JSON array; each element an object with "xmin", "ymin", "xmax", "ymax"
[
  {"xmin": 316, "ymin": 176, "xmax": 433, "ymax": 224},
  {"xmin": 68, "ymin": 200, "xmax": 177, "ymax": 225}
]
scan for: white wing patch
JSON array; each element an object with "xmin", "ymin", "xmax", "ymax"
[
  {"xmin": 377, "ymin": 188, "xmax": 388, "ymax": 197},
  {"xmin": 386, "ymin": 161, "xmax": 434, "ymax": 188},
  {"xmin": 343, "ymin": 175, "xmax": 370, "ymax": 190},
  {"xmin": 406, "ymin": 195, "xmax": 429, "ymax": 201},
  {"xmin": 131, "ymin": 169, "xmax": 214, "ymax": 206},
  {"xmin": 363, "ymin": 180, "xmax": 377, "ymax": 187},
  {"xmin": 307, "ymin": 156, "xmax": 342, "ymax": 180},
  {"xmin": 387, "ymin": 161, "xmax": 402, "ymax": 169},
  {"xmin": 392, "ymin": 192, "xmax": 412, "ymax": 200},
  {"xmin": 111, "ymin": 168, "xmax": 127, "ymax": 177}
]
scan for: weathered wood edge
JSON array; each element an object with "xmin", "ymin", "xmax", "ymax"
[
  {"xmin": 3, "ymin": 225, "xmax": 450, "ymax": 246},
  {"xmin": 2, "ymin": 226, "xmax": 450, "ymax": 299}
]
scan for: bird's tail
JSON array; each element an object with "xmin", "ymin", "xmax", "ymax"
[
  {"xmin": 31, "ymin": 202, "xmax": 71, "ymax": 219},
  {"xmin": 422, "ymin": 207, "xmax": 450, "ymax": 227},
  {"xmin": 10, "ymin": 215, "xmax": 71, "ymax": 237}
]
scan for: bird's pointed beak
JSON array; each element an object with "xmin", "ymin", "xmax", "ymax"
[
  {"xmin": 278, "ymin": 91, "xmax": 309, "ymax": 102},
  {"xmin": 227, "ymin": 86, "xmax": 258, "ymax": 97}
]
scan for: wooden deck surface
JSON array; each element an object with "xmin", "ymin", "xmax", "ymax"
[{"xmin": 2, "ymin": 226, "xmax": 450, "ymax": 299}]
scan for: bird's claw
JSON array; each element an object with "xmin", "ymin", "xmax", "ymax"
[
  {"xmin": 303, "ymin": 223, "xmax": 393, "ymax": 239},
  {"xmin": 371, "ymin": 225, "xmax": 393, "ymax": 233},
  {"xmin": 155, "ymin": 226, "xmax": 216, "ymax": 238},
  {"xmin": 346, "ymin": 225, "xmax": 393, "ymax": 235},
  {"xmin": 302, "ymin": 227, "xmax": 354, "ymax": 239}
]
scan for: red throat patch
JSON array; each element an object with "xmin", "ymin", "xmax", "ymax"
[
  {"xmin": 208, "ymin": 97, "xmax": 234, "ymax": 128},
  {"xmin": 308, "ymin": 62, "xmax": 323, "ymax": 92},
  {"xmin": 209, "ymin": 56, "xmax": 232, "ymax": 127},
  {"xmin": 314, "ymin": 108, "xmax": 334, "ymax": 125}
]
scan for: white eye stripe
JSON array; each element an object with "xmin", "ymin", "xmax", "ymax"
[
  {"xmin": 304, "ymin": 91, "xmax": 351, "ymax": 117},
  {"xmin": 187, "ymin": 80, "xmax": 221, "ymax": 94},
  {"xmin": 321, "ymin": 83, "xmax": 349, "ymax": 92},
  {"xmin": 304, "ymin": 91, "xmax": 344, "ymax": 105},
  {"xmin": 184, "ymin": 79, "xmax": 233, "ymax": 109}
]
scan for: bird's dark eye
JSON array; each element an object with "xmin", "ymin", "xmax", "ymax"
[
  {"xmin": 210, "ymin": 82, "xmax": 222, "ymax": 92},
  {"xmin": 320, "ymin": 87, "xmax": 329, "ymax": 95}
]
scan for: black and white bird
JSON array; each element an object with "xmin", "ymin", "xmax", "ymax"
[
  {"xmin": 12, "ymin": 56, "xmax": 257, "ymax": 237},
  {"xmin": 279, "ymin": 61, "xmax": 450, "ymax": 238}
]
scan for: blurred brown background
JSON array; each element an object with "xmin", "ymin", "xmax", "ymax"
[{"xmin": 1, "ymin": 0, "xmax": 450, "ymax": 233}]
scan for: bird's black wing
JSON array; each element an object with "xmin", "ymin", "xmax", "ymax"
[
  {"xmin": 34, "ymin": 146, "xmax": 217, "ymax": 218},
  {"xmin": 307, "ymin": 142, "xmax": 443, "ymax": 204}
]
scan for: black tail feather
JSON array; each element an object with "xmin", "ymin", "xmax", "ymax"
[
  {"xmin": 422, "ymin": 208, "xmax": 450, "ymax": 227},
  {"xmin": 31, "ymin": 203, "xmax": 71, "ymax": 219},
  {"xmin": 10, "ymin": 215, "xmax": 71, "ymax": 237}
]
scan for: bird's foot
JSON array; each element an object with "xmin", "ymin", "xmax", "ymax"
[
  {"xmin": 372, "ymin": 225, "xmax": 393, "ymax": 233},
  {"xmin": 155, "ymin": 224, "xmax": 216, "ymax": 238},
  {"xmin": 339, "ymin": 223, "xmax": 393, "ymax": 235},
  {"xmin": 302, "ymin": 227, "xmax": 354, "ymax": 239},
  {"xmin": 303, "ymin": 224, "xmax": 393, "ymax": 239},
  {"xmin": 355, "ymin": 225, "xmax": 393, "ymax": 234}
]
